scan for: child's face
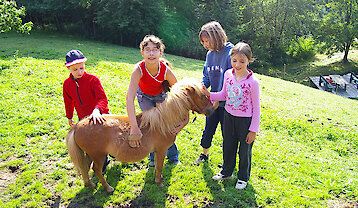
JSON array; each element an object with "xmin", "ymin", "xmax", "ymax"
[
  {"xmin": 231, "ymin": 53, "xmax": 249, "ymax": 72},
  {"xmin": 141, "ymin": 42, "xmax": 162, "ymax": 64},
  {"xmin": 201, "ymin": 35, "xmax": 213, "ymax": 51},
  {"xmin": 67, "ymin": 62, "xmax": 85, "ymax": 79}
]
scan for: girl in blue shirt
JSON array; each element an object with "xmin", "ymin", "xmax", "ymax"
[{"xmin": 194, "ymin": 21, "xmax": 234, "ymax": 165}]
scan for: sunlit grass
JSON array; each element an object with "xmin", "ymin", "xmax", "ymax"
[{"xmin": 0, "ymin": 31, "xmax": 357, "ymax": 207}]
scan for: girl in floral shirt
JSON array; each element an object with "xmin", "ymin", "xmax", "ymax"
[{"xmin": 209, "ymin": 42, "xmax": 260, "ymax": 190}]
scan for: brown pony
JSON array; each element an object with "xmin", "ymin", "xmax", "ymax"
[{"xmin": 65, "ymin": 78, "xmax": 215, "ymax": 192}]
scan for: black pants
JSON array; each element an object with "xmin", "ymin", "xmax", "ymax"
[
  {"xmin": 200, "ymin": 107, "xmax": 224, "ymax": 149},
  {"xmin": 221, "ymin": 110, "xmax": 253, "ymax": 182}
]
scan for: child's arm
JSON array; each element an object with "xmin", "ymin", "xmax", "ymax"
[
  {"xmin": 63, "ymin": 85, "xmax": 75, "ymax": 126},
  {"xmin": 126, "ymin": 65, "xmax": 142, "ymax": 148},
  {"xmin": 166, "ymin": 67, "xmax": 178, "ymax": 86},
  {"xmin": 90, "ymin": 78, "xmax": 109, "ymax": 124},
  {"xmin": 202, "ymin": 62, "xmax": 210, "ymax": 88},
  {"xmin": 247, "ymin": 79, "xmax": 260, "ymax": 144},
  {"xmin": 248, "ymin": 80, "xmax": 260, "ymax": 133}
]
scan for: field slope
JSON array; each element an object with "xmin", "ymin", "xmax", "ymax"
[{"xmin": 0, "ymin": 32, "xmax": 357, "ymax": 208}]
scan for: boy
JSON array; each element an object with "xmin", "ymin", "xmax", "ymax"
[{"xmin": 62, "ymin": 49, "xmax": 110, "ymax": 173}]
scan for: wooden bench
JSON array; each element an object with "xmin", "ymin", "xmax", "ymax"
[
  {"xmin": 350, "ymin": 72, "xmax": 358, "ymax": 89},
  {"xmin": 330, "ymin": 75, "xmax": 348, "ymax": 91},
  {"xmin": 319, "ymin": 75, "xmax": 335, "ymax": 92}
]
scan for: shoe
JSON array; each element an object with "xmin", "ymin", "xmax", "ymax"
[
  {"xmin": 148, "ymin": 160, "xmax": 155, "ymax": 167},
  {"xmin": 194, "ymin": 153, "xmax": 208, "ymax": 165},
  {"xmin": 212, "ymin": 172, "xmax": 234, "ymax": 181},
  {"xmin": 102, "ymin": 156, "xmax": 110, "ymax": 174},
  {"xmin": 235, "ymin": 180, "xmax": 247, "ymax": 190},
  {"xmin": 170, "ymin": 160, "xmax": 181, "ymax": 165}
]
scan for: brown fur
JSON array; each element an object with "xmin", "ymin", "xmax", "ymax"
[{"xmin": 65, "ymin": 78, "xmax": 215, "ymax": 192}]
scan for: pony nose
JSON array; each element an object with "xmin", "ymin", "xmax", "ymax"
[{"xmin": 205, "ymin": 106, "xmax": 215, "ymax": 117}]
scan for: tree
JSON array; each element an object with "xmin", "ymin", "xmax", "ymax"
[
  {"xmin": 0, "ymin": 0, "xmax": 32, "ymax": 33},
  {"xmin": 239, "ymin": 0, "xmax": 317, "ymax": 65},
  {"xmin": 317, "ymin": 0, "xmax": 358, "ymax": 62}
]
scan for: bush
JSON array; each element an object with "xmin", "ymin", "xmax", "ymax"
[{"xmin": 287, "ymin": 36, "xmax": 317, "ymax": 61}]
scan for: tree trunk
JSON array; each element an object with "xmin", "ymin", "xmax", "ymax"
[{"xmin": 343, "ymin": 42, "xmax": 350, "ymax": 63}]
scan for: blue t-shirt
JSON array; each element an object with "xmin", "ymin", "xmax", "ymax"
[{"xmin": 202, "ymin": 42, "xmax": 234, "ymax": 107}]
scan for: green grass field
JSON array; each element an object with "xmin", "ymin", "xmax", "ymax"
[{"xmin": 0, "ymin": 31, "xmax": 357, "ymax": 208}]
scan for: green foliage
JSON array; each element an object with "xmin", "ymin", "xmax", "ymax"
[
  {"xmin": 0, "ymin": 0, "xmax": 32, "ymax": 33},
  {"xmin": 317, "ymin": 0, "xmax": 358, "ymax": 62},
  {"xmin": 0, "ymin": 32, "xmax": 357, "ymax": 208},
  {"xmin": 287, "ymin": 36, "xmax": 317, "ymax": 61}
]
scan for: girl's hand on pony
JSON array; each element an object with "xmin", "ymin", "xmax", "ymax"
[
  {"xmin": 129, "ymin": 126, "xmax": 142, "ymax": 148},
  {"xmin": 89, "ymin": 108, "xmax": 106, "ymax": 124},
  {"xmin": 246, "ymin": 131, "xmax": 256, "ymax": 144}
]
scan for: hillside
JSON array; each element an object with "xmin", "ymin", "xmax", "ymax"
[{"xmin": 0, "ymin": 31, "xmax": 357, "ymax": 208}]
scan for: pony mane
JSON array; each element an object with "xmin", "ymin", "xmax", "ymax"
[{"xmin": 140, "ymin": 78, "xmax": 205, "ymax": 135}]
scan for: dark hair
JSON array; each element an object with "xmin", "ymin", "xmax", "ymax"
[
  {"xmin": 139, "ymin": 35, "xmax": 165, "ymax": 52},
  {"xmin": 231, "ymin": 42, "xmax": 254, "ymax": 62},
  {"xmin": 199, "ymin": 21, "xmax": 228, "ymax": 51}
]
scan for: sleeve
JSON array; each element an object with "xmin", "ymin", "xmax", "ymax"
[
  {"xmin": 226, "ymin": 53, "xmax": 232, "ymax": 70},
  {"xmin": 201, "ymin": 53, "xmax": 210, "ymax": 88},
  {"xmin": 91, "ymin": 77, "xmax": 109, "ymax": 114},
  {"xmin": 249, "ymin": 79, "xmax": 260, "ymax": 133},
  {"xmin": 209, "ymin": 73, "xmax": 227, "ymax": 102},
  {"xmin": 63, "ymin": 83, "xmax": 74, "ymax": 119}
]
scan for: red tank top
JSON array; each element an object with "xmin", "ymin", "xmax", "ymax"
[{"xmin": 138, "ymin": 60, "xmax": 168, "ymax": 95}]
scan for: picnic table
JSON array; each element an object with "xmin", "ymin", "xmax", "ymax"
[{"xmin": 330, "ymin": 75, "xmax": 348, "ymax": 91}]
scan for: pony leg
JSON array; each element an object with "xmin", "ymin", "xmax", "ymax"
[
  {"xmin": 153, "ymin": 151, "xmax": 166, "ymax": 187},
  {"xmin": 92, "ymin": 156, "xmax": 114, "ymax": 192},
  {"xmin": 82, "ymin": 154, "xmax": 95, "ymax": 188}
]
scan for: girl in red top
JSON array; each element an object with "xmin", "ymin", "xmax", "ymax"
[{"xmin": 126, "ymin": 35, "xmax": 184, "ymax": 166}]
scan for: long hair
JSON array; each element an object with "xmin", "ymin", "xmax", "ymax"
[
  {"xmin": 199, "ymin": 21, "xmax": 228, "ymax": 51},
  {"xmin": 140, "ymin": 78, "xmax": 205, "ymax": 135}
]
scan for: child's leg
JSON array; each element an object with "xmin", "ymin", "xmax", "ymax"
[
  {"xmin": 221, "ymin": 111, "xmax": 239, "ymax": 176},
  {"xmin": 166, "ymin": 143, "xmax": 179, "ymax": 161},
  {"xmin": 237, "ymin": 117, "xmax": 253, "ymax": 182},
  {"xmin": 200, "ymin": 107, "xmax": 222, "ymax": 149}
]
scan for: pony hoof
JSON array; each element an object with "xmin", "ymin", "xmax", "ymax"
[
  {"xmin": 85, "ymin": 182, "xmax": 96, "ymax": 188},
  {"xmin": 156, "ymin": 181, "xmax": 165, "ymax": 187},
  {"xmin": 105, "ymin": 186, "xmax": 114, "ymax": 193}
]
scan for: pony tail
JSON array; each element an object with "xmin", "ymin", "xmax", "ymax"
[{"xmin": 65, "ymin": 128, "xmax": 91, "ymax": 177}]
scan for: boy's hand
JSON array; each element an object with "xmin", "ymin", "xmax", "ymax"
[
  {"xmin": 89, "ymin": 108, "xmax": 106, "ymax": 125},
  {"xmin": 68, "ymin": 118, "xmax": 75, "ymax": 127},
  {"xmin": 246, "ymin": 131, "xmax": 256, "ymax": 144}
]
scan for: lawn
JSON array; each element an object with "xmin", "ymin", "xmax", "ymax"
[{"xmin": 0, "ymin": 31, "xmax": 357, "ymax": 207}]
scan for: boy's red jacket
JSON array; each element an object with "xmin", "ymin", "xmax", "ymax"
[{"xmin": 63, "ymin": 72, "xmax": 109, "ymax": 120}]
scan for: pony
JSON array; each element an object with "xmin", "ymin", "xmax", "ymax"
[{"xmin": 65, "ymin": 78, "xmax": 215, "ymax": 192}]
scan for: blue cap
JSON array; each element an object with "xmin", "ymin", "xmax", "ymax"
[{"xmin": 65, "ymin": 50, "xmax": 87, "ymax": 66}]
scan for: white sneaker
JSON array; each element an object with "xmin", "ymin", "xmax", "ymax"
[
  {"xmin": 212, "ymin": 173, "xmax": 234, "ymax": 181},
  {"xmin": 235, "ymin": 179, "xmax": 247, "ymax": 190}
]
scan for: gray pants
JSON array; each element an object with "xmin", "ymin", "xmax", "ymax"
[{"xmin": 221, "ymin": 110, "xmax": 253, "ymax": 182}]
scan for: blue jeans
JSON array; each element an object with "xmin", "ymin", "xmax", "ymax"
[{"xmin": 137, "ymin": 88, "xmax": 179, "ymax": 161}]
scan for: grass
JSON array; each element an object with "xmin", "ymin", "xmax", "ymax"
[
  {"xmin": 0, "ymin": 31, "xmax": 357, "ymax": 207},
  {"xmin": 263, "ymin": 49, "xmax": 358, "ymax": 86}
]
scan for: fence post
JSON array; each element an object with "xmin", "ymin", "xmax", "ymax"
[{"xmin": 283, "ymin": 64, "xmax": 286, "ymax": 80}]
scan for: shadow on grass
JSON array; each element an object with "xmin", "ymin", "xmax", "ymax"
[
  {"xmin": 129, "ymin": 161, "xmax": 175, "ymax": 207},
  {"xmin": 202, "ymin": 162, "xmax": 258, "ymax": 207},
  {"xmin": 65, "ymin": 165, "xmax": 124, "ymax": 208},
  {"xmin": 63, "ymin": 161, "xmax": 175, "ymax": 207}
]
